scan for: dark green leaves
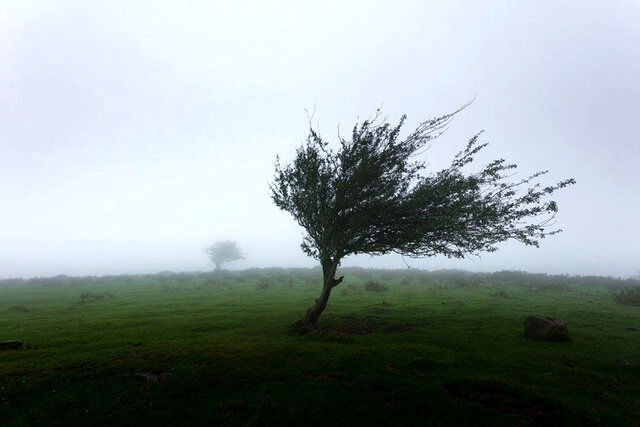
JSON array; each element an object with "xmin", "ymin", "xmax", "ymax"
[{"xmin": 271, "ymin": 106, "xmax": 574, "ymax": 264}]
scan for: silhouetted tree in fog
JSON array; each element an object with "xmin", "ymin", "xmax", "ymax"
[
  {"xmin": 271, "ymin": 105, "xmax": 575, "ymax": 331},
  {"xmin": 204, "ymin": 240, "xmax": 244, "ymax": 270}
]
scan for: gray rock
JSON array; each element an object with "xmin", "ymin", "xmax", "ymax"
[
  {"xmin": 0, "ymin": 340, "xmax": 23, "ymax": 350},
  {"xmin": 133, "ymin": 372, "xmax": 159, "ymax": 383},
  {"xmin": 524, "ymin": 316, "xmax": 569, "ymax": 341}
]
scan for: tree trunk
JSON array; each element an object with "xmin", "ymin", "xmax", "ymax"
[
  {"xmin": 214, "ymin": 261, "xmax": 222, "ymax": 271},
  {"xmin": 292, "ymin": 259, "xmax": 343, "ymax": 332}
]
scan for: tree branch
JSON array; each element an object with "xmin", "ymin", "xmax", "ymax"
[{"xmin": 332, "ymin": 276, "xmax": 344, "ymax": 287}]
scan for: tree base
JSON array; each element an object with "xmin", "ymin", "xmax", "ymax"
[{"xmin": 290, "ymin": 319, "xmax": 318, "ymax": 334}]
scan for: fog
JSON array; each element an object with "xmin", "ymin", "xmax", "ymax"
[{"xmin": 1, "ymin": 1, "xmax": 638, "ymax": 279}]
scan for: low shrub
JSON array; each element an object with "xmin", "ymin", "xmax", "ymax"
[
  {"xmin": 79, "ymin": 292, "xmax": 115, "ymax": 304},
  {"xmin": 529, "ymin": 284, "xmax": 570, "ymax": 292},
  {"xmin": 281, "ymin": 277, "xmax": 295, "ymax": 287},
  {"xmin": 204, "ymin": 277, "xmax": 229, "ymax": 287},
  {"xmin": 614, "ymin": 286, "xmax": 640, "ymax": 306},
  {"xmin": 490, "ymin": 290, "xmax": 511, "ymax": 298},
  {"xmin": 365, "ymin": 281, "xmax": 389, "ymax": 292},
  {"xmin": 256, "ymin": 278, "xmax": 273, "ymax": 290}
]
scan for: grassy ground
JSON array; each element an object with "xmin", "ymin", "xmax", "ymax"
[{"xmin": 0, "ymin": 269, "xmax": 638, "ymax": 425}]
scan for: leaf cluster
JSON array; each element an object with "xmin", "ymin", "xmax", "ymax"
[{"xmin": 271, "ymin": 106, "xmax": 574, "ymax": 264}]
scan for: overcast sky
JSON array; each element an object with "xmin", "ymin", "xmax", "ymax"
[{"xmin": 1, "ymin": 1, "xmax": 639, "ymax": 278}]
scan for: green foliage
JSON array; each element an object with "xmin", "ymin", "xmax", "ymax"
[{"xmin": 271, "ymin": 106, "xmax": 575, "ymax": 267}]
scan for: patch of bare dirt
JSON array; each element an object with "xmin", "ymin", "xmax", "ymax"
[{"xmin": 316, "ymin": 315, "xmax": 386, "ymax": 335}]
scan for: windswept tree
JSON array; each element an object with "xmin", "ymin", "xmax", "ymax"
[
  {"xmin": 204, "ymin": 240, "xmax": 244, "ymax": 270},
  {"xmin": 271, "ymin": 106, "xmax": 574, "ymax": 331}
]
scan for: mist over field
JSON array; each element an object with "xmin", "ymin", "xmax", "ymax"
[
  {"xmin": 1, "ymin": 0, "xmax": 639, "ymax": 279},
  {"xmin": 2, "ymin": 3, "xmax": 640, "ymax": 425}
]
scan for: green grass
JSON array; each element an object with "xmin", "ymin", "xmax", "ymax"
[{"xmin": 1, "ymin": 270, "xmax": 638, "ymax": 425}]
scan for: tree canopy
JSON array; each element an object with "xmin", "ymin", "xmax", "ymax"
[
  {"xmin": 204, "ymin": 240, "xmax": 244, "ymax": 270},
  {"xmin": 271, "ymin": 106, "xmax": 574, "ymax": 329}
]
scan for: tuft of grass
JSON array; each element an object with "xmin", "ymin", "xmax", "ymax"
[
  {"xmin": 204, "ymin": 277, "xmax": 229, "ymax": 287},
  {"xmin": 78, "ymin": 291, "xmax": 115, "ymax": 303},
  {"xmin": 530, "ymin": 283, "xmax": 571, "ymax": 292},
  {"xmin": 340, "ymin": 283, "xmax": 363, "ymax": 296},
  {"xmin": 281, "ymin": 277, "xmax": 295, "ymax": 288},
  {"xmin": 614, "ymin": 285, "xmax": 640, "ymax": 306},
  {"xmin": 256, "ymin": 278, "xmax": 273, "ymax": 290},
  {"xmin": 364, "ymin": 280, "xmax": 389, "ymax": 292},
  {"xmin": 490, "ymin": 290, "xmax": 512, "ymax": 298}
]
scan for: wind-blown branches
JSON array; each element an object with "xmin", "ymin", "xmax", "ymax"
[
  {"xmin": 271, "ymin": 105, "xmax": 574, "ymax": 328},
  {"xmin": 272, "ymin": 106, "xmax": 573, "ymax": 262}
]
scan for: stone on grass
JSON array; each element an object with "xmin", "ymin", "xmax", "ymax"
[
  {"xmin": 0, "ymin": 340, "xmax": 23, "ymax": 350},
  {"xmin": 524, "ymin": 316, "xmax": 569, "ymax": 341},
  {"xmin": 133, "ymin": 372, "xmax": 159, "ymax": 383}
]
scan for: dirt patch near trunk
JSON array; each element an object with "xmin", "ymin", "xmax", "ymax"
[
  {"xmin": 315, "ymin": 315, "xmax": 386, "ymax": 335},
  {"xmin": 312, "ymin": 316, "xmax": 423, "ymax": 335}
]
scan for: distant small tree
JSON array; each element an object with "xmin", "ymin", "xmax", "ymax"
[
  {"xmin": 271, "ymin": 106, "xmax": 575, "ymax": 331},
  {"xmin": 204, "ymin": 240, "xmax": 244, "ymax": 270}
]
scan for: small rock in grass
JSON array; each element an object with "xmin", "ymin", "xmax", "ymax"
[
  {"xmin": 133, "ymin": 372, "xmax": 159, "ymax": 383},
  {"xmin": 524, "ymin": 316, "xmax": 569, "ymax": 341},
  {"xmin": 0, "ymin": 340, "xmax": 23, "ymax": 350}
]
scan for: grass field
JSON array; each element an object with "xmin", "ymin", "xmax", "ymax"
[{"xmin": 1, "ymin": 269, "xmax": 639, "ymax": 425}]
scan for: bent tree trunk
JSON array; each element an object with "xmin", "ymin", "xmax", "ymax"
[{"xmin": 292, "ymin": 260, "xmax": 343, "ymax": 332}]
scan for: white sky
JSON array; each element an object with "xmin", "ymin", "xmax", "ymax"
[{"xmin": 1, "ymin": 1, "xmax": 639, "ymax": 278}]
